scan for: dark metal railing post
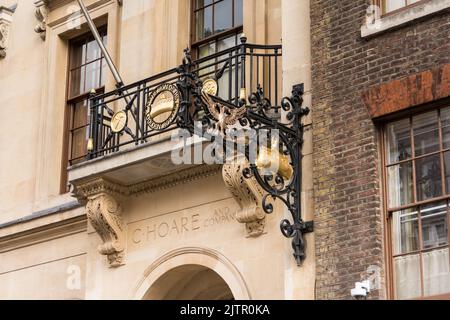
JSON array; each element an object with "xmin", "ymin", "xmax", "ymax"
[{"xmin": 240, "ymin": 34, "xmax": 247, "ymax": 94}]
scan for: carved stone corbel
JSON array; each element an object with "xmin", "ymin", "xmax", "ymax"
[
  {"xmin": 34, "ymin": 0, "xmax": 49, "ymax": 40},
  {"xmin": 0, "ymin": 5, "xmax": 15, "ymax": 58},
  {"xmin": 76, "ymin": 178, "xmax": 127, "ymax": 267},
  {"xmin": 223, "ymin": 156, "xmax": 266, "ymax": 237}
]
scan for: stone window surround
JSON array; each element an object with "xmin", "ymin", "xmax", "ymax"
[
  {"xmin": 361, "ymin": 0, "xmax": 450, "ymax": 38},
  {"xmin": 32, "ymin": 0, "xmax": 120, "ymax": 214}
]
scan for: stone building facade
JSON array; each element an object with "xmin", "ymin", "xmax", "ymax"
[
  {"xmin": 0, "ymin": 0, "xmax": 315, "ymax": 300},
  {"xmin": 0, "ymin": 0, "xmax": 449, "ymax": 300}
]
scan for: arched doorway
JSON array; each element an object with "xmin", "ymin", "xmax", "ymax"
[
  {"xmin": 132, "ymin": 247, "xmax": 251, "ymax": 300},
  {"xmin": 143, "ymin": 264, "xmax": 234, "ymax": 300}
]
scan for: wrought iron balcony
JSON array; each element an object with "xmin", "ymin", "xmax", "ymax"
[
  {"xmin": 87, "ymin": 37, "xmax": 282, "ymax": 159},
  {"xmin": 79, "ymin": 37, "xmax": 313, "ymax": 266}
]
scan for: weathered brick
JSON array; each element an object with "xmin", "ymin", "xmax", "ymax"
[{"xmin": 311, "ymin": 0, "xmax": 450, "ymax": 300}]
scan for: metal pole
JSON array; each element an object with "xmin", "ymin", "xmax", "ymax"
[{"xmin": 76, "ymin": 0, "xmax": 123, "ymax": 87}]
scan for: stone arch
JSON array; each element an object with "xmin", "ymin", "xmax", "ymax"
[{"xmin": 131, "ymin": 247, "xmax": 251, "ymax": 300}]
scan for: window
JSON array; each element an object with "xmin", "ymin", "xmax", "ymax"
[
  {"xmin": 192, "ymin": 0, "xmax": 243, "ymax": 101},
  {"xmin": 192, "ymin": 0, "xmax": 243, "ymax": 59},
  {"xmin": 381, "ymin": 0, "xmax": 423, "ymax": 14},
  {"xmin": 362, "ymin": 1, "xmax": 448, "ymax": 38},
  {"xmin": 384, "ymin": 107, "xmax": 450, "ymax": 299},
  {"xmin": 62, "ymin": 29, "xmax": 108, "ymax": 190}
]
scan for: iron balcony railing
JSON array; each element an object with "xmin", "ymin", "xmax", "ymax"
[{"xmin": 87, "ymin": 38, "xmax": 282, "ymax": 159}]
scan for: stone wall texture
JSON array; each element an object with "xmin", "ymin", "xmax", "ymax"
[{"xmin": 310, "ymin": 0, "xmax": 450, "ymax": 299}]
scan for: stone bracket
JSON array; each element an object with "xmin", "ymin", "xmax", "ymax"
[
  {"xmin": 34, "ymin": 0, "xmax": 49, "ymax": 40},
  {"xmin": 0, "ymin": 5, "xmax": 16, "ymax": 58},
  {"xmin": 222, "ymin": 157, "xmax": 266, "ymax": 237},
  {"xmin": 77, "ymin": 178, "xmax": 127, "ymax": 267}
]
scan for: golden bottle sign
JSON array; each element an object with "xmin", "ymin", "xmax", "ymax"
[{"xmin": 145, "ymin": 83, "xmax": 181, "ymax": 131}]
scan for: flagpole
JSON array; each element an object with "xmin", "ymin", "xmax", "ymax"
[{"xmin": 76, "ymin": 0, "xmax": 124, "ymax": 88}]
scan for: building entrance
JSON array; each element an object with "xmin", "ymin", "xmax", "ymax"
[{"xmin": 143, "ymin": 264, "xmax": 234, "ymax": 300}]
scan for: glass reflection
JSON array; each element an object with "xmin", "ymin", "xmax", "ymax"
[
  {"xmin": 413, "ymin": 111, "xmax": 439, "ymax": 157},
  {"xmin": 386, "ymin": 118, "xmax": 411, "ymax": 164},
  {"xmin": 392, "ymin": 208, "xmax": 419, "ymax": 255},
  {"xmin": 415, "ymin": 154, "xmax": 442, "ymax": 201},
  {"xmin": 388, "ymin": 162, "xmax": 414, "ymax": 208}
]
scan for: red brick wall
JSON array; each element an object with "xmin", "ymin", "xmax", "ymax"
[{"xmin": 311, "ymin": 0, "xmax": 450, "ymax": 299}]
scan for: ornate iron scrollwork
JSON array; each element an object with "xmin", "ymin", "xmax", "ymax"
[
  {"xmin": 176, "ymin": 49, "xmax": 314, "ymax": 266},
  {"xmin": 87, "ymin": 44, "xmax": 313, "ymax": 266}
]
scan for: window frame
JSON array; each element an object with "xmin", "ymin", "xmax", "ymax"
[
  {"xmin": 60, "ymin": 27, "xmax": 107, "ymax": 193},
  {"xmin": 374, "ymin": 0, "xmax": 431, "ymax": 16},
  {"xmin": 381, "ymin": 100, "xmax": 450, "ymax": 300},
  {"xmin": 190, "ymin": 0, "xmax": 243, "ymax": 59}
]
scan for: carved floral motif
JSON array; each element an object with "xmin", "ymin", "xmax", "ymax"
[
  {"xmin": 78, "ymin": 178, "xmax": 126, "ymax": 267},
  {"xmin": 222, "ymin": 156, "xmax": 266, "ymax": 237},
  {"xmin": 86, "ymin": 193, "xmax": 125, "ymax": 267}
]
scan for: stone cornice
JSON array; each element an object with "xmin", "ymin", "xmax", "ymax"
[
  {"xmin": 128, "ymin": 165, "xmax": 222, "ymax": 197},
  {"xmin": 74, "ymin": 177, "xmax": 128, "ymax": 200},
  {"xmin": 0, "ymin": 215, "xmax": 86, "ymax": 254},
  {"xmin": 73, "ymin": 165, "xmax": 222, "ymax": 200}
]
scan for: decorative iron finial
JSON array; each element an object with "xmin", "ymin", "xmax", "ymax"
[{"xmin": 240, "ymin": 33, "xmax": 247, "ymax": 44}]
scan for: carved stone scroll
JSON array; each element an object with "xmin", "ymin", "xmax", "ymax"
[
  {"xmin": 0, "ymin": 5, "xmax": 15, "ymax": 58},
  {"xmin": 222, "ymin": 156, "xmax": 266, "ymax": 237},
  {"xmin": 77, "ymin": 178, "xmax": 127, "ymax": 267},
  {"xmin": 34, "ymin": 0, "xmax": 49, "ymax": 40}
]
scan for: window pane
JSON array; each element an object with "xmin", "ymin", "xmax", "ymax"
[
  {"xmin": 421, "ymin": 202, "xmax": 448, "ymax": 250},
  {"xmin": 388, "ymin": 162, "xmax": 414, "ymax": 208},
  {"xmin": 423, "ymin": 248, "xmax": 450, "ymax": 297},
  {"xmin": 85, "ymin": 60, "xmax": 101, "ymax": 92},
  {"xmin": 71, "ymin": 127, "xmax": 88, "ymax": 161},
  {"xmin": 385, "ymin": 0, "xmax": 406, "ymax": 13},
  {"xmin": 196, "ymin": 7, "xmax": 213, "ymax": 41},
  {"xmin": 234, "ymin": 0, "xmax": 243, "ymax": 27},
  {"xmin": 217, "ymin": 35, "xmax": 236, "ymax": 68},
  {"xmin": 72, "ymin": 101, "xmax": 89, "ymax": 129},
  {"xmin": 86, "ymin": 39, "xmax": 101, "ymax": 63},
  {"xmin": 102, "ymin": 33, "xmax": 108, "ymax": 47},
  {"xmin": 69, "ymin": 66, "xmax": 85, "ymax": 98},
  {"xmin": 392, "ymin": 208, "xmax": 420, "ymax": 254},
  {"xmin": 198, "ymin": 42, "xmax": 216, "ymax": 77},
  {"xmin": 100, "ymin": 59, "xmax": 107, "ymax": 87},
  {"xmin": 387, "ymin": 118, "xmax": 411, "ymax": 164},
  {"xmin": 394, "ymin": 254, "xmax": 421, "ymax": 299},
  {"xmin": 416, "ymin": 154, "xmax": 442, "ymax": 202},
  {"xmin": 444, "ymin": 151, "xmax": 450, "ymax": 194},
  {"xmin": 214, "ymin": 0, "xmax": 233, "ymax": 34},
  {"xmin": 413, "ymin": 111, "xmax": 439, "ymax": 157},
  {"xmin": 70, "ymin": 42, "xmax": 86, "ymax": 69},
  {"xmin": 441, "ymin": 107, "xmax": 450, "ymax": 149},
  {"xmin": 196, "ymin": 0, "xmax": 213, "ymax": 9},
  {"xmin": 217, "ymin": 34, "xmax": 236, "ymax": 52}
]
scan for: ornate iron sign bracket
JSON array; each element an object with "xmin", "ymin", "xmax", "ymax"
[
  {"xmin": 87, "ymin": 43, "xmax": 314, "ymax": 266},
  {"xmin": 176, "ymin": 50, "xmax": 314, "ymax": 266}
]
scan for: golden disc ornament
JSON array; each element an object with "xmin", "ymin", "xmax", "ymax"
[
  {"xmin": 145, "ymin": 83, "xmax": 181, "ymax": 131},
  {"xmin": 202, "ymin": 78, "xmax": 219, "ymax": 96}
]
